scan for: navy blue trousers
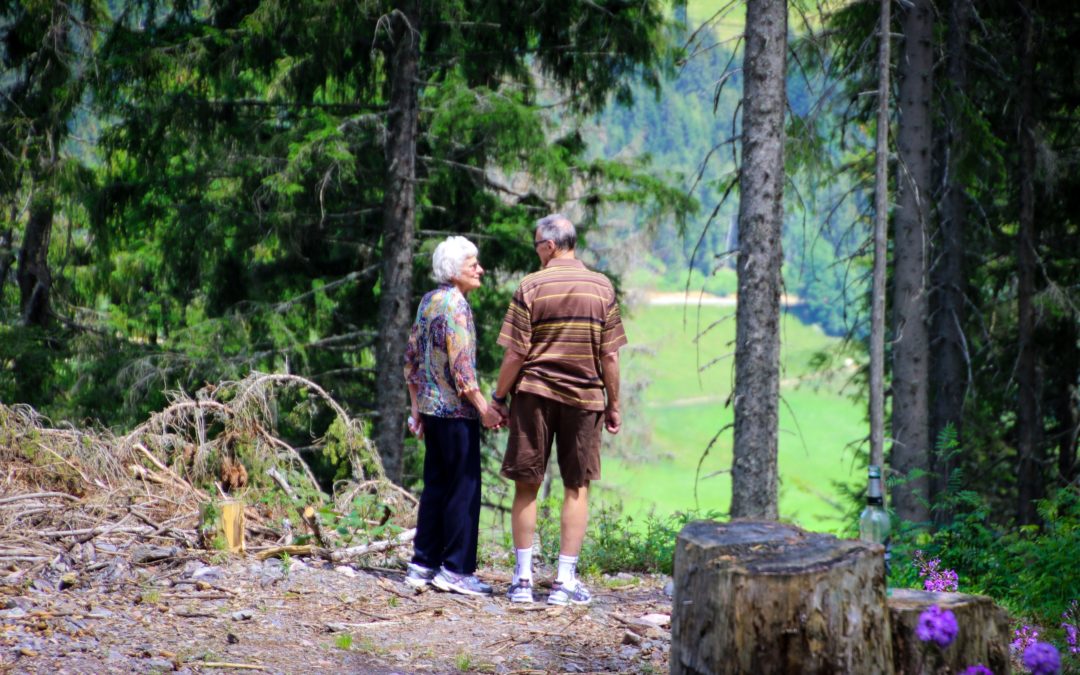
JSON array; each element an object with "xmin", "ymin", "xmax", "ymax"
[{"xmin": 410, "ymin": 415, "xmax": 481, "ymax": 575}]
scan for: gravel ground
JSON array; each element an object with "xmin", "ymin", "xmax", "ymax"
[{"xmin": 1, "ymin": 554, "xmax": 673, "ymax": 674}]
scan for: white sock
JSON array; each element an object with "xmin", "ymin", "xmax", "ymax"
[
  {"xmin": 556, "ymin": 554, "xmax": 578, "ymax": 587},
  {"xmin": 514, "ymin": 547, "xmax": 533, "ymax": 582}
]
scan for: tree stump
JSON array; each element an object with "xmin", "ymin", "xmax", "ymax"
[
  {"xmin": 671, "ymin": 519, "xmax": 893, "ymax": 674},
  {"xmin": 888, "ymin": 589, "xmax": 1011, "ymax": 674}
]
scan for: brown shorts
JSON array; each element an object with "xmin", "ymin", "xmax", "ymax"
[{"xmin": 500, "ymin": 392, "xmax": 603, "ymax": 488}]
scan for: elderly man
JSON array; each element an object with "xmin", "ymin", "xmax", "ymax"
[{"xmin": 490, "ymin": 214, "xmax": 626, "ymax": 605}]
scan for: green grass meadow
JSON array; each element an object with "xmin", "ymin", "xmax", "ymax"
[{"xmin": 595, "ymin": 302, "xmax": 866, "ymax": 534}]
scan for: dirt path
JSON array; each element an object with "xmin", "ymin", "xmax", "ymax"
[{"xmin": 1, "ymin": 555, "xmax": 673, "ymax": 674}]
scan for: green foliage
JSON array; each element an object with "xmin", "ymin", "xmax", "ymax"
[
  {"xmin": 890, "ymin": 486, "xmax": 1080, "ymax": 625},
  {"xmin": 309, "ymin": 493, "xmax": 400, "ymax": 548},
  {"xmin": 883, "ymin": 428, "xmax": 1080, "ymax": 626},
  {"xmin": 333, "ymin": 633, "xmax": 353, "ymax": 651},
  {"xmin": 581, "ymin": 504, "xmax": 721, "ymax": 575},
  {"xmin": 528, "ymin": 495, "xmax": 718, "ymax": 575}
]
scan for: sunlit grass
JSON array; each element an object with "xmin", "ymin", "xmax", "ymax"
[{"xmin": 597, "ymin": 302, "xmax": 865, "ymax": 533}]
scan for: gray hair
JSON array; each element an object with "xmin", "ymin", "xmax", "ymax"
[
  {"xmin": 536, "ymin": 213, "xmax": 576, "ymax": 251},
  {"xmin": 432, "ymin": 236, "xmax": 479, "ymax": 284}
]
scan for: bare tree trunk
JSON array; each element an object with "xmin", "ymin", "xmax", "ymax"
[
  {"xmin": 0, "ymin": 225, "xmax": 14, "ymax": 296},
  {"xmin": 374, "ymin": 3, "xmax": 420, "ymax": 484},
  {"xmin": 1015, "ymin": 0, "xmax": 1043, "ymax": 525},
  {"xmin": 891, "ymin": 0, "xmax": 933, "ymax": 526},
  {"xmin": 929, "ymin": 0, "xmax": 972, "ymax": 521},
  {"xmin": 730, "ymin": 0, "xmax": 786, "ymax": 520},
  {"xmin": 869, "ymin": 0, "xmax": 892, "ymax": 474},
  {"xmin": 17, "ymin": 193, "xmax": 54, "ymax": 327},
  {"xmin": 1052, "ymin": 322, "xmax": 1079, "ymax": 484}
]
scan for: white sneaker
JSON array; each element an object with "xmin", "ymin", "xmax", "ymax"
[
  {"xmin": 548, "ymin": 580, "xmax": 591, "ymax": 606},
  {"xmin": 507, "ymin": 578, "xmax": 534, "ymax": 603},
  {"xmin": 404, "ymin": 563, "xmax": 436, "ymax": 588},
  {"xmin": 431, "ymin": 568, "xmax": 493, "ymax": 596}
]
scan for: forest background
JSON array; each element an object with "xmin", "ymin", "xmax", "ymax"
[{"xmin": 1, "ymin": 0, "xmax": 1078, "ymax": 654}]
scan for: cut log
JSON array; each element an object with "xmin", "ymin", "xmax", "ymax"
[
  {"xmin": 888, "ymin": 588, "xmax": 1011, "ymax": 674},
  {"xmin": 219, "ymin": 500, "xmax": 245, "ymax": 553},
  {"xmin": 671, "ymin": 519, "xmax": 893, "ymax": 674}
]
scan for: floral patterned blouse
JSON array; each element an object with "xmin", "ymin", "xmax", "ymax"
[{"xmin": 403, "ymin": 284, "xmax": 480, "ymax": 419}]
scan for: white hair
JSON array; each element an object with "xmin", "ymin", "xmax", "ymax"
[{"xmin": 432, "ymin": 236, "xmax": 479, "ymax": 284}]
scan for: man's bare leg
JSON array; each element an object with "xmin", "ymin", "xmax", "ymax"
[
  {"xmin": 511, "ymin": 481, "xmax": 541, "ymax": 554},
  {"xmin": 559, "ymin": 482, "xmax": 589, "ymax": 556}
]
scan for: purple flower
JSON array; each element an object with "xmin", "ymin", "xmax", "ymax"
[
  {"xmin": 916, "ymin": 605, "xmax": 959, "ymax": 648},
  {"xmin": 960, "ymin": 666, "xmax": 993, "ymax": 675},
  {"xmin": 912, "ymin": 550, "xmax": 959, "ymax": 593},
  {"xmin": 1023, "ymin": 641, "xmax": 1061, "ymax": 675},
  {"xmin": 1063, "ymin": 601, "xmax": 1079, "ymax": 654},
  {"xmin": 1012, "ymin": 624, "xmax": 1039, "ymax": 655},
  {"xmin": 1062, "ymin": 622, "xmax": 1079, "ymax": 655}
]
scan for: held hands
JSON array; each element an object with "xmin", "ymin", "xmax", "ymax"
[{"xmin": 481, "ymin": 403, "xmax": 507, "ymax": 430}]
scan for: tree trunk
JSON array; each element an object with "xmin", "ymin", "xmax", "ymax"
[
  {"xmin": 671, "ymin": 520, "xmax": 893, "ymax": 674},
  {"xmin": 891, "ymin": 0, "xmax": 934, "ymax": 526},
  {"xmin": 1015, "ymin": 0, "xmax": 1043, "ymax": 526},
  {"xmin": 373, "ymin": 3, "xmax": 420, "ymax": 484},
  {"xmin": 929, "ymin": 0, "xmax": 972, "ymax": 521},
  {"xmin": 1053, "ymin": 320, "xmax": 1079, "ymax": 483},
  {"xmin": 0, "ymin": 226, "xmax": 13, "ymax": 297},
  {"xmin": 731, "ymin": 0, "xmax": 786, "ymax": 520},
  {"xmin": 17, "ymin": 193, "xmax": 54, "ymax": 327},
  {"xmin": 888, "ymin": 589, "xmax": 1011, "ymax": 675},
  {"xmin": 870, "ymin": 0, "xmax": 893, "ymax": 473}
]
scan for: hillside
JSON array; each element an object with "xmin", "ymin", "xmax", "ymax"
[{"xmin": 597, "ymin": 297, "xmax": 864, "ymax": 531}]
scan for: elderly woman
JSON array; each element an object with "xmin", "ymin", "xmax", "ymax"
[{"xmin": 402, "ymin": 236, "xmax": 502, "ymax": 596}]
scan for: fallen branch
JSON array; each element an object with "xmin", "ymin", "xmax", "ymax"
[
  {"xmin": 266, "ymin": 466, "xmax": 298, "ymax": 501},
  {"xmin": 326, "ymin": 528, "xmax": 415, "ymax": 561},
  {"xmin": 134, "ymin": 443, "xmax": 207, "ymax": 501},
  {"xmin": 258, "ymin": 431, "xmax": 321, "ymax": 494},
  {"xmin": 255, "ymin": 545, "xmax": 314, "ymax": 561},
  {"xmin": 38, "ymin": 525, "xmax": 154, "ymax": 538},
  {"xmin": 256, "ymin": 528, "xmax": 416, "ymax": 562},
  {"xmin": 0, "ymin": 492, "xmax": 81, "ymax": 506}
]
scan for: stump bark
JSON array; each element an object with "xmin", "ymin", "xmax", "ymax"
[
  {"xmin": 671, "ymin": 519, "xmax": 893, "ymax": 674},
  {"xmin": 888, "ymin": 589, "xmax": 1011, "ymax": 674}
]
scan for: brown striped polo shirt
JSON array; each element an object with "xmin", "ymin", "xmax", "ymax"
[{"xmin": 497, "ymin": 257, "xmax": 628, "ymax": 411}]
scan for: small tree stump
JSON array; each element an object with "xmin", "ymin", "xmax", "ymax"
[
  {"xmin": 671, "ymin": 519, "xmax": 893, "ymax": 674},
  {"xmin": 218, "ymin": 500, "xmax": 246, "ymax": 553},
  {"xmin": 888, "ymin": 589, "xmax": 1011, "ymax": 674}
]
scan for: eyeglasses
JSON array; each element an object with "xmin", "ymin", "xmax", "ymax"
[{"xmin": 533, "ymin": 239, "xmax": 551, "ymax": 249}]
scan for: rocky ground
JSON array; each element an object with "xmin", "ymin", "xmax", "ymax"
[{"xmin": 1, "ymin": 552, "xmax": 673, "ymax": 674}]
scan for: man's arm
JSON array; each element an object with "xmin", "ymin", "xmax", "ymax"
[{"xmin": 600, "ymin": 351, "xmax": 621, "ymax": 434}]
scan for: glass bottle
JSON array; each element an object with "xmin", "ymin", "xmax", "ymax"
[{"xmin": 859, "ymin": 465, "xmax": 891, "ymax": 567}]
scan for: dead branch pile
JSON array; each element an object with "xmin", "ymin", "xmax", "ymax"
[{"xmin": 0, "ymin": 372, "xmax": 418, "ymax": 578}]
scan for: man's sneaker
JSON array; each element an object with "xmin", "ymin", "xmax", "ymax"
[
  {"xmin": 404, "ymin": 563, "xmax": 436, "ymax": 588},
  {"xmin": 431, "ymin": 568, "xmax": 493, "ymax": 597},
  {"xmin": 506, "ymin": 578, "xmax": 534, "ymax": 603},
  {"xmin": 547, "ymin": 580, "xmax": 591, "ymax": 606}
]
